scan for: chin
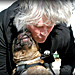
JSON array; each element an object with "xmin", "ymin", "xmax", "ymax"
[
  {"xmin": 36, "ymin": 40, "xmax": 46, "ymax": 43},
  {"xmin": 34, "ymin": 37, "xmax": 47, "ymax": 43}
]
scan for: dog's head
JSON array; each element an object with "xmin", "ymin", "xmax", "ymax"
[{"xmin": 12, "ymin": 29, "xmax": 41, "ymax": 63}]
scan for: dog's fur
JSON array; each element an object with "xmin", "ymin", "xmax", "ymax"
[{"xmin": 12, "ymin": 30, "xmax": 51, "ymax": 75}]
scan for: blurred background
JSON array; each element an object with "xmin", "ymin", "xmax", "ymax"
[{"xmin": 0, "ymin": 1, "xmax": 16, "ymax": 12}]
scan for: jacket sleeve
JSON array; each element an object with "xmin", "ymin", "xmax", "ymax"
[
  {"xmin": 0, "ymin": 11, "xmax": 9, "ymax": 75},
  {"xmin": 0, "ymin": 8, "xmax": 18, "ymax": 74}
]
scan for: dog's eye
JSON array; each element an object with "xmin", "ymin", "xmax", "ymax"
[{"xmin": 14, "ymin": 44, "xmax": 22, "ymax": 52}]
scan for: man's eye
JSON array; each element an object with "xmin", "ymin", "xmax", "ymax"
[
  {"xmin": 34, "ymin": 24, "xmax": 43, "ymax": 28},
  {"xmin": 46, "ymin": 23, "xmax": 55, "ymax": 27},
  {"xmin": 47, "ymin": 25, "xmax": 53, "ymax": 28}
]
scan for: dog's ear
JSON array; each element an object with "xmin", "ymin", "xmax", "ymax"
[{"xmin": 12, "ymin": 37, "xmax": 22, "ymax": 53}]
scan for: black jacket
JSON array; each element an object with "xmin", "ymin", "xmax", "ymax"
[
  {"xmin": 38, "ymin": 24, "xmax": 75, "ymax": 67},
  {"xmin": 0, "ymin": 1, "xmax": 19, "ymax": 75},
  {"xmin": 0, "ymin": 1, "xmax": 75, "ymax": 75}
]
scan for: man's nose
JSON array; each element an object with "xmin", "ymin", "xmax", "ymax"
[
  {"xmin": 41, "ymin": 27, "xmax": 48, "ymax": 36},
  {"xmin": 38, "ymin": 18, "xmax": 48, "ymax": 36}
]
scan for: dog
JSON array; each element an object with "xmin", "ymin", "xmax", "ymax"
[{"xmin": 12, "ymin": 29, "xmax": 51, "ymax": 75}]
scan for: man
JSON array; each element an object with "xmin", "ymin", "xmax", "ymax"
[{"xmin": 0, "ymin": 0, "xmax": 75, "ymax": 75}]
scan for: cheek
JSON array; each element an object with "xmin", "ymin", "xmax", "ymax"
[
  {"xmin": 27, "ymin": 25, "xmax": 34, "ymax": 33},
  {"xmin": 47, "ymin": 26, "xmax": 54, "ymax": 33},
  {"xmin": 27, "ymin": 25, "xmax": 39, "ymax": 35}
]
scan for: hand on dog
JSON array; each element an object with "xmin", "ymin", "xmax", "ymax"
[{"xmin": 13, "ymin": 30, "xmax": 33, "ymax": 51}]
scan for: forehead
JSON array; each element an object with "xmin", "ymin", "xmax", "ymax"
[
  {"xmin": 29, "ymin": 19, "xmax": 54, "ymax": 27},
  {"xmin": 35, "ymin": 15, "xmax": 55, "ymax": 27},
  {"xmin": 27, "ymin": 14, "xmax": 55, "ymax": 27}
]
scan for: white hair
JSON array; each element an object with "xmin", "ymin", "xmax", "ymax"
[{"xmin": 13, "ymin": 0, "xmax": 72, "ymax": 31}]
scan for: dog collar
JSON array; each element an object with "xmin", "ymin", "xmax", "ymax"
[{"xmin": 16, "ymin": 57, "xmax": 40, "ymax": 66}]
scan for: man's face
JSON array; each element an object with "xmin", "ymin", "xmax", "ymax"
[{"xmin": 27, "ymin": 15, "xmax": 54, "ymax": 43}]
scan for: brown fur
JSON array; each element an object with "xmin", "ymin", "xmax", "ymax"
[{"xmin": 12, "ymin": 35, "xmax": 51, "ymax": 75}]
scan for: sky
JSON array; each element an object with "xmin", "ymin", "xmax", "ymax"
[
  {"xmin": 0, "ymin": 1, "xmax": 16, "ymax": 12},
  {"xmin": 0, "ymin": 1, "xmax": 75, "ymax": 37}
]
